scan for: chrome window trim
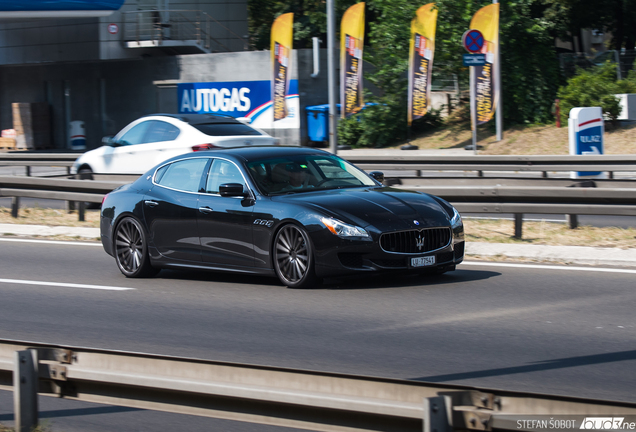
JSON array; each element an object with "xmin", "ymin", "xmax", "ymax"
[{"xmin": 151, "ymin": 156, "xmax": 255, "ymax": 198}]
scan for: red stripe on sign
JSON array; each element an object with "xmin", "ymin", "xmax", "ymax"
[{"xmin": 579, "ymin": 118, "xmax": 602, "ymax": 127}]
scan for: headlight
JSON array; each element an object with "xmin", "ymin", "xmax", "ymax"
[
  {"xmin": 450, "ymin": 206, "xmax": 462, "ymax": 229},
  {"xmin": 321, "ymin": 217, "xmax": 370, "ymax": 239}
]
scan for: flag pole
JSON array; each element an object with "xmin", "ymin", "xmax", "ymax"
[{"xmin": 494, "ymin": 0, "xmax": 502, "ymax": 141}]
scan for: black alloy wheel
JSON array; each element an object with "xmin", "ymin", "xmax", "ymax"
[
  {"xmin": 273, "ymin": 224, "xmax": 317, "ymax": 288},
  {"xmin": 114, "ymin": 217, "xmax": 158, "ymax": 278}
]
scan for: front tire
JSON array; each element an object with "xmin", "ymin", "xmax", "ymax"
[
  {"xmin": 273, "ymin": 224, "xmax": 317, "ymax": 288},
  {"xmin": 114, "ymin": 217, "xmax": 158, "ymax": 278}
]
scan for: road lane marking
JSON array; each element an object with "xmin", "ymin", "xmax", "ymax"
[
  {"xmin": 0, "ymin": 278, "xmax": 134, "ymax": 291},
  {"xmin": 0, "ymin": 238, "xmax": 101, "ymax": 247},
  {"xmin": 463, "ymin": 261, "xmax": 636, "ymax": 274}
]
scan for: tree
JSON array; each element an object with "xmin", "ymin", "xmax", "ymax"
[
  {"xmin": 248, "ymin": 0, "xmax": 356, "ymax": 50},
  {"xmin": 433, "ymin": 0, "xmax": 561, "ymax": 124},
  {"xmin": 557, "ymin": 62, "xmax": 636, "ymax": 122}
]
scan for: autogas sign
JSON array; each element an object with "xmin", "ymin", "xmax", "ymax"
[
  {"xmin": 568, "ymin": 107, "xmax": 604, "ymax": 178},
  {"xmin": 178, "ymin": 80, "xmax": 299, "ymax": 129}
]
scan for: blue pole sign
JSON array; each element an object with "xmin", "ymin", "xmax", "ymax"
[
  {"xmin": 463, "ymin": 54, "xmax": 486, "ymax": 66},
  {"xmin": 568, "ymin": 107, "xmax": 605, "ymax": 178}
]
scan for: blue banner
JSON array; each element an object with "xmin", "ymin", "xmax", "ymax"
[
  {"xmin": 178, "ymin": 80, "xmax": 299, "ymax": 123},
  {"xmin": 0, "ymin": 0, "xmax": 125, "ymax": 11}
]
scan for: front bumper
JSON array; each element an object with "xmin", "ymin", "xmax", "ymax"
[{"xmin": 312, "ymin": 226, "xmax": 465, "ymax": 278}]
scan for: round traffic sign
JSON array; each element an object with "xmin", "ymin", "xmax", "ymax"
[
  {"xmin": 462, "ymin": 29, "xmax": 484, "ymax": 53},
  {"xmin": 108, "ymin": 23, "xmax": 119, "ymax": 35}
]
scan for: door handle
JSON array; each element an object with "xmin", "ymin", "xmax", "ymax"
[
  {"xmin": 198, "ymin": 206, "xmax": 214, "ymax": 214},
  {"xmin": 144, "ymin": 200, "xmax": 159, "ymax": 208}
]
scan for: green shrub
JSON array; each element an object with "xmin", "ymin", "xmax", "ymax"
[{"xmin": 557, "ymin": 62, "xmax": 636, "ymax": 123}]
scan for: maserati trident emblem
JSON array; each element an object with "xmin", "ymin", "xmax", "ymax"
[{"xmin": 415, "ymin": 231, "xmax": 425, "ymax": 251}]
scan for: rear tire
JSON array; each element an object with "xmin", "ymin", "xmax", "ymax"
[
  {"xmin": 114, "ymin": 216, "xmax": 159, "ymax": 278},
  {"xmin": 78, "ymin": 167, "xmax": 94, "ymax": 180},
  {"xmin": 273, "ymin": 224, "xmax": 318, "ymax": 288}
]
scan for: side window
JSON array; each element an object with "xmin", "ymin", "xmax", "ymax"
[
  {"xmin": 205, "ymin": 159, "xmax": 244, "ymax": 194},
  {"xmin": 155, "ymin": 158, "xmax": 209, "ymax": 192},
  {"xmin": 118, "ymin": 121, "xmax": 152, "ymax": 146},
  {"xmin": 144, "ymin": 121, "xmax": 181, "ymax": 143}
]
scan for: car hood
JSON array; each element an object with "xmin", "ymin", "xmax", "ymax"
[{"xmin": 275, "ymin": 187, "xmax": 451, "ymax": 232}]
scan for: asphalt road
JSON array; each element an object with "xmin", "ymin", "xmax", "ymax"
[{"xmin": 0, "ymin": 238, "xmax": 635, "ymax": 431}]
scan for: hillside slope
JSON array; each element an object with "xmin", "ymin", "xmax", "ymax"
[{"xmin": 401, "ymin": 121, "xmax": 636, "ymax": 155}]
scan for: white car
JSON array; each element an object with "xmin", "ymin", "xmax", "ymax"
[{"xmin": 72, "ymin": 114, "xmax": 278, "ymax": 176}]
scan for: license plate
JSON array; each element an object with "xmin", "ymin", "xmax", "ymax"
[{"xmin": 410, "ymin": 256, "xmax": 436, "ymax": 267}]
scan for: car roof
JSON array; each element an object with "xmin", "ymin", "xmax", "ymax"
[{"xmin": 142, "ymin": 113, "xmax": 243, "ymax": 125}]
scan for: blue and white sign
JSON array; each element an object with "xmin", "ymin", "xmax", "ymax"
[
  {"xmin": 0, "ymin": 0, "xmax": 125, "ymax": 17},
  {"xmin": 568, "ymin": 107, "xmax": 605, "ymax": 178},
  {"xmin": 463, "ymin": 54, "xmax": 486, "ymax": 66},
  {"xmin": 178, "ymin": 80, "xmax": 299, "ymax": 130}
]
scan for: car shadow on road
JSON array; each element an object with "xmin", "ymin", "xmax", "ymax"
[
  {"xmin": 319, "ymin": 269, "xmax": 501, "ymax": 290},
  {"xmin": 410, "ymin": 349, "xmax": 636, "ymax": 383},
  {"xmin": 153, "ymin": 269, "xmax": 279, "ymax": 287},
  {"xmin": 151, "ymin": 268, "xmax": 500, "ymax": 291}
]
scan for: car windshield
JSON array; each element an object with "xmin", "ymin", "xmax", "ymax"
[
  {"xmin": 246, "ymin": 154, "xmax": 378, "ymax": 195},
  {"xmin": 192, "ymin": 123, "xmax": 263, "ymax": 136}
]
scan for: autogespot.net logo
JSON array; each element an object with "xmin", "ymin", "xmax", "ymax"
[{"xmin": 580, "ymin": 418, "xmax": 636, "ymax": 430}]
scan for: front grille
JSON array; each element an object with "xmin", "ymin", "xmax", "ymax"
[
  {"xmin": 454, "ymin": 242, "xmax": 465, "ymax": 260},
  {"xmin": 338, "ymin": 253, "xmax": 364, "ymax": 268},
  {"xmin": 380, "ymin": 228, "xmax": 451, "ymax": 254}
]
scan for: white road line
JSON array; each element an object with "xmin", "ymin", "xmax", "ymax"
[
  {"xmin": 0, "ymin": 278, "xmax": 134, "ymax": 291},
  {"xmin": 463, "ymin": 261, "xmax": 636, "ymax": 274},
  {"xmin": 462, "ymin": 216, "xmax": 565, "ymax": 223},
  {"xmin": 0, "ymin": 238, "xmax": 101, "ymax": 246}
]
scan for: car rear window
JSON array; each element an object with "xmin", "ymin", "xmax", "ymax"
[{"xmin": 192, "ymin": 123, "xmax": 263, "ymax": 136}]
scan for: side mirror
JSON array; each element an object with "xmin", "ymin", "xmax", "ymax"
[
  {"xmin": 369, "ymin": 171, "xmax": 385, "ymax": 184},
  {"xmin": 219, "ymin": 183, "xmax": 246, "ymax": 197},
  {"xmin": 102, "ymin": 136, "xmax": 117, "ymax": 147}
]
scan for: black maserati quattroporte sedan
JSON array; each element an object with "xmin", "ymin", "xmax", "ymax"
[{"xmin": 100, "ymin": 146, "xmax": 464, "ymax": 288}]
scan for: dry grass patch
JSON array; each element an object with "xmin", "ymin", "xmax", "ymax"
[
  {"xmin": 0, "ymin": 206, "xmax": 100, "ymax": 228},
  {"xmin": 402, "ymin": 121, "xmax": 636, "ymax": 155},
  {"xmin": 465, "ymin": 218, "xmax": 636, "ymax": 249}
]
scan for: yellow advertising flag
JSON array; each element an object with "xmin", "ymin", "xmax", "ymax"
[
  {"xmin": 340, "ymin": 3, "xmax": 365, "ymax": 118},
  {"xmin": 271, "ymin": 13, "xmax": 293, "ymax": 121},
  {"xmin": 469, "ymin": 3, "xmax": 499, "ymax": 125},
  {"xmin": 408, "ymin": 3, "xmax": 438, "ymax": 126}
]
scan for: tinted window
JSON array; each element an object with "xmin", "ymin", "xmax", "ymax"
[
  {"xmin": 247, "ymin": 154, "xmax": 376, "ymax": 195},
  {"xmin": 192, "ymin": 123, "xmax": 263, "ymax": 137},
  {"xmin": 205, "ymin": 159, "xmax": 245, "ymax": 194},
  {"xmin": 118, "ymin": 121, "xmax": 152, "ymax": 146},
  {"xmin": 156, "ymin": 158, "xmax": 208, "ymax": 192},
  {"xmin": 144, "ymin": 120, "xmax": 181, "ymax": 142}
]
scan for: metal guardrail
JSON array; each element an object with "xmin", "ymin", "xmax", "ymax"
[
  {"xmin": 346, "ymin": 154, "xmax": 636, "ymax": 179},
  {"xmin": 0, "ymin": 176, "xmax": 127, "ymax": 220},
  {"xmin": 2, "ymin": 153, "xmax": 635, "ymax": 177},
  {"xmin": 2, "ymin": 339, "xmax": 636, "ymax": 432},
  {"xmin": 1, "ymin": 153, "xmax": 636, "ymax": 235}
]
